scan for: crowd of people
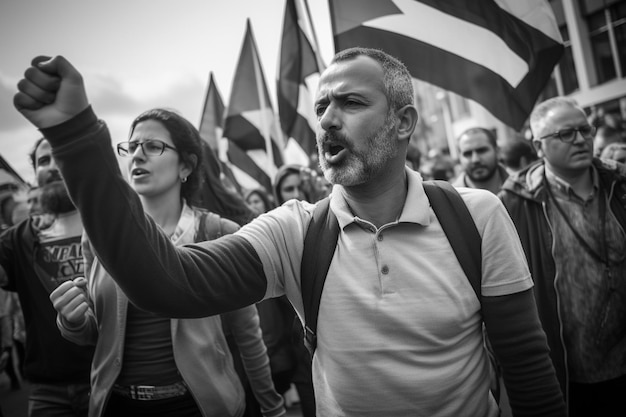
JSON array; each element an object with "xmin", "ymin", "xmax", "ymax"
[{"xmin": 0, "ymin": 47, "xmax": 625, "ymax": 417}]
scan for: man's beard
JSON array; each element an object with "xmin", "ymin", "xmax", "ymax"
[
  {"xmin": 39, "ymin": 181, "xmax": 75, "ymax": 214},
  {"xmin": 467, "ymin": 162, "xmax": 497, "ymax": 183},
  {"xmin": 317, "ymin": 111, "xmax": 398, "ymax": 186}
]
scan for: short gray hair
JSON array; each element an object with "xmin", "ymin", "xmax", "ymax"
[
  {"xmin": 529, "ymin": 96, "xmax": 585, "ymax": 138},
  {"xmin": 331, "ymin": 47, "xmax": 414, "ymax": 112}
]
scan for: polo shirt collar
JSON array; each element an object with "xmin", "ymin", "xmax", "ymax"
[{"xmin": 328, "ymin": 167, "xmax": 431, "ymax": 230}]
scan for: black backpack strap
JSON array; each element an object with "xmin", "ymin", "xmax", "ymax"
[
  {"xmin": 301, "ymin": 197, "xmax": 339, "ymax": 356},
  {"xmin": 422, "ymin": 180, "xmax": 482, "ymax": 301}
]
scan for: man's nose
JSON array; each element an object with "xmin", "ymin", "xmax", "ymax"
[
  {"xmin": 573, "ymin": 130, "xmax": 588, "ymax": 145},
  {"xmin": 319, "ymin": 104, "xmax": 341, "ymax": 131}
]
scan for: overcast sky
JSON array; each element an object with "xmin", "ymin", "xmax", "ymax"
[{"xmin": 0, "ymin": 0, "xmax": 334, "ymax": 184}]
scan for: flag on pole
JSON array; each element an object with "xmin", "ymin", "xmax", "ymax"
[
  {"xmin": 198, "ymin": 72, "xmax": 226, "ymax": 154},
  {"xmin": 329, "ymin": 0, "xmax": 564, "ymax": 130},
  {"xmin": 223, "ymin": 19, "xmax": 284, "ymax": 192},
  {"xmin": 278, "ymin": 0, "xmax": 324, "ymax": 164},
  {"xmin": 196, "ymin": 73, "xmax": 244, "ymax": 196}
]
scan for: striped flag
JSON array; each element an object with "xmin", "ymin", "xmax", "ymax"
[
  {"xmin": 278, "ymin": 0, "xmax": 324, "ymax": 165},
  {"xmin": 223, "ymin": 19, "xmax": 284, "ymax": 192},
  {"xmin": 329, "ymin": 0, "xmax": 564, "ymax": 130},
  {"xmin": 196, "ymin": 73, "xmax": 243, "ymax": 196},
  {"xmin": 198, "ymin": 72, "xmax": 225, "ymax": 154}
]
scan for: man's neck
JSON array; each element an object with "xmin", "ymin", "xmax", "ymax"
[
  {"xmin": 341, "ymin": 169, "xmax": 408, "ymax": 228},
  {"xmin": 544, "ymin": 163, "xmax": 594, "ymax": 199}
]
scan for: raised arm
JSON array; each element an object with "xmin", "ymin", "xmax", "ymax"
[{"xmin": 14, "ymin": 56, "xmax": 267, "ymax": 317}]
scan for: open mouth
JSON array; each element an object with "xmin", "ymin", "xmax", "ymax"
[
  {"xmin": 131, "ymin": 168, "xmax": 149, "ymax": 178},
  {"xmin": 329, "ymin": 144, "xmax": 344, "ymax": 156},
  {"xmin": 324, "ymin": 142, "xmax": 348, "ymax": 164}
]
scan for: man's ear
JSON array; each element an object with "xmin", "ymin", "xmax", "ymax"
[{"xmin": 396, "ymin": 104, "xmax": 418, "ymax": 141}]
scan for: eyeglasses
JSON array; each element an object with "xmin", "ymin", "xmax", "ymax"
[
  {"xmin": 117, "ymin": 140, "xmax": 178, "ymax": 157},
  {"xmin": 538, "ymin": 125, "xmax": 596, "ymax": 143}
]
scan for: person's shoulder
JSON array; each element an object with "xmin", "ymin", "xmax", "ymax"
[
  {"xmin": 0, "ymin": 216, "xmax": 37, "ymax": 241},
  {"xmin": 595, "ymin": 157, "xmax": 626, "ymax": 181},
  {"xmin": 455, "ymin": 186, "xmax": 503, "ymax": 219},
  {"xmin": 239, "ymin": 198, "xmax": 315, "ymax": 240},
  {"xmin": 192, "ymin": 207, "xmax": 240, "ymax": 236}
]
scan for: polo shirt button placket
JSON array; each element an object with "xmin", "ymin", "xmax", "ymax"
[{"xmin": 381, "ymin": 265, "xmax": 389, "ymax": 275}]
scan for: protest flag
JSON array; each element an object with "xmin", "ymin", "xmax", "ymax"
[
  {"xmin": 329, "ymin": 0, "xmax": 564, "ymax": 130},
  {"xmin": 223, "ymin": 19, "xmax": 284, "ymax": 192},
  {"xmin": 277, "ymin": 0, "xmax": 324, "ymax": 163},
  {"xmin": 198, "ymin": 72, "xmax": 226, "ymax": 154}
]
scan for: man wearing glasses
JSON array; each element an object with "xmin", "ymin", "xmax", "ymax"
[{"xmin": 499, "ymin": 96, "xmax": 626, "ymax": 417}]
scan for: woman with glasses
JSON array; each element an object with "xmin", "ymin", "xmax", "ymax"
[{"xmin": 49, "ymin": 108, "xmax": 285, "ymax": 417}]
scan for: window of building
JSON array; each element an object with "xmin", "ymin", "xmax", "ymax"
[
  {"xmin": 548, "ymin": 0, "xmax": 579, "ymax": 94},
  {"xmin": 582, "ymin": 0, "xmax": 626, "ymax": 84}
]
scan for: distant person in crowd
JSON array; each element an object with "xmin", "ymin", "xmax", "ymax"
[
  {"xmin": 452, "ymin": 127, "xmax": 509, "ymax": 194},
  {"xmin": 273, "ymin": 164, "xmax": 331, "ymax": 207},
  {"xmin": 244, "ymin": 188, "xmax": 275, "ymax": 217},
  {"xmin": 500, "ymin": 138, "xmax": 539, "ymax": 174},
  {"xmin": 593, "ymin": 125, "xmax": 623, "ymax": 157},
  {"xmin": 0, "ymin": 138, "xmax": 94, "ymax": 416},
  {"xmin": 26, "ymin": 186, "xmax": 42, "ymax": 215},
  {"xmin": 600, "ymin": 142, "xmax": 626, "ymax": 165},
  {"xmin": 500, "ymin": 96, "xmax": 626, "ymax": 416},
  {"xmin": 14, "ymin": 49, "xmax": 566, "ymax": 416},
  {"xmin": 49, "ymin": 109, "xmax": 285, "ymax": 417}
]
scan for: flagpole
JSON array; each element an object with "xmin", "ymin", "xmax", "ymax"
[{"xmin": 299, "ymin": 0, "xmax": 325, "ymax": 70}]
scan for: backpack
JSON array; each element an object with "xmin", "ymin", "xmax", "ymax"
[
  {"xmin": 300, "ymin": 180, "xmax": 481, "ymax": 354},
  {"xmin": 299, "ymin": 180, "xmax": 502, "ymax": 402}
]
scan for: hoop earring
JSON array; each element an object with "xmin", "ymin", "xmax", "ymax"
[{"xmin": 181, "ymin": 176, "xmax": 187, "ymax": 183}]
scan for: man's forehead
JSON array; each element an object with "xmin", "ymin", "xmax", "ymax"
[
  {"xmin": 316, "ymin": 56, "xmax": 384, "ymax": 97},
  {"xmin": 546, "ymin": 104, "xmax": 586, "ymax": 125},
  {"xmin": 460, "ymin": 131, "xmax": 492, "ymax": 147},
  {"xmin": 535, "ymin": 104, "xmax": 586, "ymax": 135},
  {"xmin": 35, "ymin": 139, "xmax": 51, "ymax": 156}
]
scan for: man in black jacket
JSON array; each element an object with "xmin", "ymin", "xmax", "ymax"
[{"xmin": 500, "ymin": 96, "xmax": 626, "ymax": 417}]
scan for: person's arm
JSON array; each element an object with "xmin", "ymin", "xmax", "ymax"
[
  {"xmin": 482, "ymin": 290, "xmax": 566, "ymax": 416},
  {"xmin": 223, "ymin": 305, "xmax": 286, "ymax": 417},
  {"xmin": 14, "ymin": 56, "xmax": 268, "ymax": 318}
]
